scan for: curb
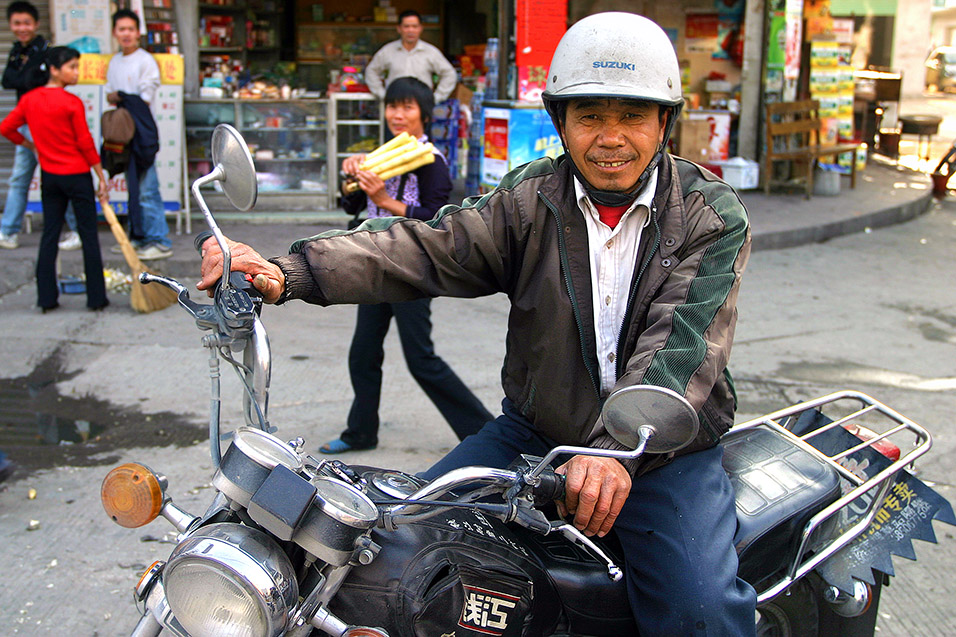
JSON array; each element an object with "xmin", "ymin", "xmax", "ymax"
[{"xmin": 751, "ymin": 189, "xmax": 934, "ymax": 251}]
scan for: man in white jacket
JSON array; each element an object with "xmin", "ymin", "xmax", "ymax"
[{"xmin": 104, "ymin": 8, "xmax": 171, "ymax": 261}]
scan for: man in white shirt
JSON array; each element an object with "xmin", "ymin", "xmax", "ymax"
[
  {"xmin": 104, "ymin": 8, "xmax": 171, "ymax": 260},
  {"xmin": 364, "ymin": 10, "xmax": 457, "ymax": 104}
]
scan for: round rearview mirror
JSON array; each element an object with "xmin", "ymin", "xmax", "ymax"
[
  {"xmin": 211, "ymin": 124, "xmax": 257, "ymax": 211},
  {"xmin": 601, "ymin": 385, "xmax": 699, "ymax": 454}
]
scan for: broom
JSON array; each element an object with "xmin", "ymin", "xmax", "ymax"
[{"xmin": 99, "ymin": 199, "xmax": 177, "ymax": 313}]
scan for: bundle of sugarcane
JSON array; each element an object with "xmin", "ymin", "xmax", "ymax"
[{"xmin": 343, "ymin": 131, "xmax": 435, "ymax": 193}]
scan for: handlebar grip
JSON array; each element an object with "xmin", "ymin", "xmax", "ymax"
[
  {"xmin": 194, "ymin": 230, "xmax": 214, "ymax": 255},
  {"xmin": 533, "ymin": 470, "xmax": 566, "ymax": 502}
]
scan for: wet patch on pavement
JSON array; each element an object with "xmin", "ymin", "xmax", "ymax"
[
  {"xmin": 0, "ymin": 347, "xmax": 205, "ymax": 476},
  {"xmin": 885, "ymin": 303, "xmax": 956, "ymax": 344}
]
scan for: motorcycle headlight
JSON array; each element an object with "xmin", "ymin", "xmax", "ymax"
[{"xmin": 163, "ymin": 523, "xmax": 297, "ymax": 637}]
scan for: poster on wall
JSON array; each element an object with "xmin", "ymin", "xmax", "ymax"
[
  {"xmin": 686, "ymin": 14, "xmax": 719, "ymax": 54},
  {"xmin": 515, "ymin": 0, "xmax": 567, "ymax": 101},
  {"xmin": 27, "ymin": 54, "xmax": 184, "ymax": 214},
  {"xmin": 51, "ymin": 0, "xmax": 111, "ymax": 53}
]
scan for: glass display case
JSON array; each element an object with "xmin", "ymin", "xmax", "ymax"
[
  {"xmin": 185, "ymin": 94, "xmax": 383, "ymax": 212},
  {"xmin": 329, "ymin": 93, "xmax": 384, "ymax": 200},
  {"xmin": 185, "ymin": 99, "xmax": 329, "ymax": 206}
]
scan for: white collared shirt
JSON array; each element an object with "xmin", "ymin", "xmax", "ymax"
[
  {"xmin": 575, "ymin": 169, "xmax": 657, "ymax": 394},
  {"xmin": 364, "ymin": 38, "xmax": 458, "ymax": 103}
]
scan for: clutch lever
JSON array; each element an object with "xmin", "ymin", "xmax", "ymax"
[{"xmin": 139, "ymin": 272, "xmax": 219, "ymax": 330}]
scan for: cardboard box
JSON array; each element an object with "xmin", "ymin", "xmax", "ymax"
[
  {"xmin": 451, "ymin": 82, "xmax": 473, "ymax": 105},
  {"xmin": 675, "ymin": 118, "xmax": 712, "ymax": 162}
]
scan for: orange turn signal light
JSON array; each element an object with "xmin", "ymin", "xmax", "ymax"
[{"xmin": 101, "ymin": 463, "xmax": 164, "ymax": 528}]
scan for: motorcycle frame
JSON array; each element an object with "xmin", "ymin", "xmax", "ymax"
[{"xmin": 730, "ymin": 390, "xmax": 932, "ymax": 604}]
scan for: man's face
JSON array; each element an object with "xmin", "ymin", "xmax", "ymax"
[
  {"xmin": 9, "ymin": 12, "xmax": 38, "ymax": 45},
  {"xmin": 397, "ymin": 16, "xmax": 423, "ymax": 47},
  {"xmin": 113, "ymin": 17, "xmax": 140, "ymax": 51},
  {"xmin": 561, "ymin": 98, "xmax": 666, "ymax": 192}
]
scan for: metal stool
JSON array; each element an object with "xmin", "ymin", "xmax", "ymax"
[{"xmin": 899, "ymin": 114, "xmax": 943, "ymax": 161}]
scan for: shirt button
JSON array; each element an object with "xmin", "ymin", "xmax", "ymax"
[
  {"xmin": 608, "ymin": 353, "xmax": 615, "ymax": 363},
  {"xmin": 605, "ymin": 239, "xmax": 613, "ymax": 248},
  {"xmin": 605, "ymin": 295, "xmax": 611, "ymax": 305}
]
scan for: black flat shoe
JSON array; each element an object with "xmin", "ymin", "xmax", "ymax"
[
  {"xmin": 39, "ymin": 303, "xmax": 60, "ymax": 314},
  {"xmin": 89, "ymin": 300, "xmax": 110, "ymax": 311}
]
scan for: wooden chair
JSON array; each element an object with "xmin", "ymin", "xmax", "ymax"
[{"xmin": 764, "ymin": 100, "xmax": 859, "ymax": 198}]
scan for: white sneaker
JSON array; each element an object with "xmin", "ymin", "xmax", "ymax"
[
  {"xmin": 0, "ymin": 232, "xmax": 18, "ymax": 249},
  {"xmin": 136, "ymin": 243, "xmax": 173, "ymax": 260},
  {"xmin": 58, "ymin": 231, "xmax": 81, "ymax": 251}
]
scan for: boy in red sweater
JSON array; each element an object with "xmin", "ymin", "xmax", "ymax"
[{"xmin": 0, "ymin": 46, "xmax": 109, "ymax": 311}]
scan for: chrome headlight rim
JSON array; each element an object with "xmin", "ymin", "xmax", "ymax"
[{"xmin": 163, "ymin": 522, "xmax": 298, "ymax": 637}]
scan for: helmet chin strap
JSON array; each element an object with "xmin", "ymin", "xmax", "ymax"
[{"xmin": 569, "ymin": 145, "xmax": 664, "ymax": 207}]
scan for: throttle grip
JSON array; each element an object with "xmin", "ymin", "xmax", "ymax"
[
  {"xmin": 194, "ymin": 230, "xmax": 214, "ymax": 255},
  {"xmin": 533, "ymin": 470, "xmax": 566, "ymax": 502}
]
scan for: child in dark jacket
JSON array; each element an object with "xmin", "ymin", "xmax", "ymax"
[{"xmin": 0, "ymin": 46, "xmax": 109, "ymax": 311}]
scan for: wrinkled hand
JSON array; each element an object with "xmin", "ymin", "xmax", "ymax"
[
  {"xmin": 197, "ymin": 235, "xmax": 285, "ymax": 303},
  {"xmin": 106, "ymin": 91, "xmax": 121, "ymax": 105},
  {"xmin": 95, "ymin": 181, "xmax": 108, "ymax": 200},
  {"xmin": 556, "ymin": 455, "xmax": 631, "ymax": 537}
]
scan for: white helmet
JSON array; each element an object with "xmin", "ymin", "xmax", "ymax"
[
  {"xmin": 542, "ymin": 12, "xmax": 683, "ymax": 201},
  {"xmin": 543, "ymin": 12, "xmax": 683, "ymax": 108}
]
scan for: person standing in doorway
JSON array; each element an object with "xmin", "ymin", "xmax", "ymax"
[
  {"xmin": 104, "ymin": 8, "xmax": 171, "ymax": 261},
  {"xmin": 0, "ymin": 1, "xmax": 79, "ymax": 251},
  {"xmin": 364, "ymin": 10, "xmax": 457, "ymax": 105}
]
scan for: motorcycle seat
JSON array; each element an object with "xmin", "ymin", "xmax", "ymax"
[{"xmin": 722, "ymin": 425, "xmax": 841, "ymax": 587}]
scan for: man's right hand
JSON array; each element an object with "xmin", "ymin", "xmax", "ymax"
[
  {"xmin": 198, "ymin": 236, "xmax": 285, "ymax": 304},
  {"xmin": 106, "ymin": 92, "xmax": 121, "ymax": 105}
]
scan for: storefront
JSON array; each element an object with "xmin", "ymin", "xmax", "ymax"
[{"xmin": 10, "ymin": 0, "xmax": 929, "ymax": 216}]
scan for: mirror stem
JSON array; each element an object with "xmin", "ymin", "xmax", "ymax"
[
  {"xmin": 528, "ymin": 425, "xmax": 654, "ymax": 480},
  {"xmin": 191, "ymin": 164, "xmax": 232, "ymax": 292}
]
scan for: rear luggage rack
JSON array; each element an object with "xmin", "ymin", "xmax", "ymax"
[{"xmin": 731, "ymin": 390, "xmax": 933, "ymax": 603}]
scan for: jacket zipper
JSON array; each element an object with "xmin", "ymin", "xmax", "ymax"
[
  {"xmin": 539, "ymin": 191, "xmax": 601, "ymax": 397},
  {"xmin": 615, "ymin": 204, "xmax": 661, "ymax": 379}
]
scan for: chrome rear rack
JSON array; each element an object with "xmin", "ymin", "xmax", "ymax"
[{"xmin": 731, "ymin": 390, "xmax": 933, "ymax": 604}]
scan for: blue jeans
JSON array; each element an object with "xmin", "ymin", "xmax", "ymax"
[
  {"xmin": 1, "ymin": 126, "xmax": 76, "ymax": 235},
  {"xmin": 135, "ymin": 163, "xmax": 170, "ymax": 248},
  {"xmin": 423, "ymin": 399, "xmax": 757, "ymax": 636}
]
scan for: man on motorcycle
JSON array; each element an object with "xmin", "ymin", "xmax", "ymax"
[{"xmin": 199, "ymin": 12, "xmax": 756, "ymax": 634}]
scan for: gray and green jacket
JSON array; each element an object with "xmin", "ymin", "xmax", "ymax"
[{"xmin": 273, "ymin": 153, "xmax": 750, "ymax": 475}]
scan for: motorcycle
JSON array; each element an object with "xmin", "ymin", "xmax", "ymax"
[{"xmin": 101, "ymin": 124, "xmax": 954, "ymax": 637}]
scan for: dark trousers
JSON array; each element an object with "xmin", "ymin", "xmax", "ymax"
[
  {"xmin": 423, "ymin": 399, "xmax": 757, "ymax": 636},
  {"xmin": 342, "ymin": 298, "xmax": 493, "ymax": 448},
  {"xmin": 37, "ymin": 171, "xmax": 107, "ymax": 310}
]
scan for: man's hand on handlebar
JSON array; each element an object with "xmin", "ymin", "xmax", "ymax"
[
  {"xmin": 198, "ymin": 236, "xmax": 285, "ymax": 304},
  {"xmin": 556, "ymin": 455, "xmax": 631, "ymax": 538}
]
